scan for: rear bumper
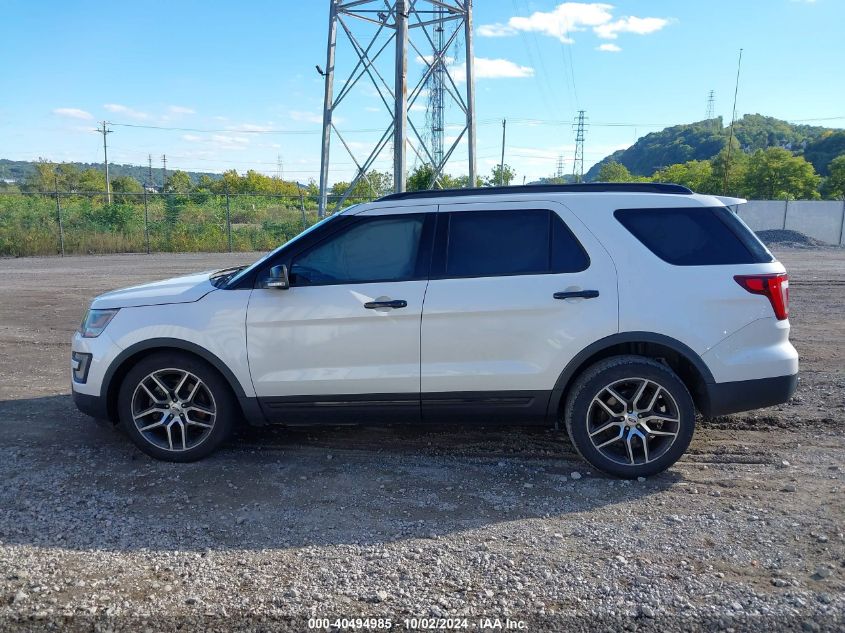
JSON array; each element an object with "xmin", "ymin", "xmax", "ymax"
[
  {"xmin": 699, "ymin": 373, "xmax": 798, "ymax": 417},
  {"xmin": 72, "ymin": 389, "xmax": 111, "ymax": 420}
]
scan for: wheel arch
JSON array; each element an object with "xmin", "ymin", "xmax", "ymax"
[
  {"xmin": 101, "ymin": 338, "xmax": 264, "ymax": 425},
  {"xmin": 548, "ymin": 332, "xmax": 714, "ymax": 421}
]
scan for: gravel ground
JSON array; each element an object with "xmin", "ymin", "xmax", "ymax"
[{"xmin": 0, "ymin": 250, "xmax": 843, "ymax": 632}]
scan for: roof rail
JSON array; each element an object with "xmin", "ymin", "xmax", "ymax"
[{"xmin": 377, "ymin": 182, "xmax": 693, "ymax": 201}]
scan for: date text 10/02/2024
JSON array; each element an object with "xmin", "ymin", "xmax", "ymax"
[{"xmin": 308, "ymin": 618, "xmax": 528, "ymax": 630}]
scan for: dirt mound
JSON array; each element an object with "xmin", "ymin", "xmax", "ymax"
[{"xmin": 756, "ymin": 229, "xmax": 830, "ymax": 248}]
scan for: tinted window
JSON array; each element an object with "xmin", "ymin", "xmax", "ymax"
[
  {"xmin": 291, "ymin": 215, "xmax": 425, "ymax": 285},
  {"xmin": 552, "ymin": 213, "xmax": 591, "ymax": 272},
  {"xmin": 444, "ymin": 209, "xmax": 589, "ymax": 278},
  {"xmin": 615, "ymin": 207, "xmax": 774, "ymax": 266}
]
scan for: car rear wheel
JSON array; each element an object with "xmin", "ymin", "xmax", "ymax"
[
  {"xmin": 564, "ymin": 355, "xmax": 695, "ymax": 478},
  {"xmin": 118, "ymin": 352, "xmax": 236, "ymax": 462}
]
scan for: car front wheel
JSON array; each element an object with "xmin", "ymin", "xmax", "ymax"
[
  {"xmin": 118, "ymin": 352, "xmax": 236, "ymax": 462},
  {"xmin": 564, "ymin": 355, "xmax": 695, "ymax": 478}
]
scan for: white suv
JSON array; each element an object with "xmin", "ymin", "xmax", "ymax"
[{"xmin": 71, "ymin": 183, "xmax": 798, "ymax": 477}]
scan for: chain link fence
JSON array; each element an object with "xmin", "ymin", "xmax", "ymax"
[{"xmin": 0, "ymin": 191, "xmax": 377, "ymax": 257}]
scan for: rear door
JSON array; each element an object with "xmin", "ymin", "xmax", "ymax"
[{"xmin": 420, "ymin": 200, "xmax": 618, "ymax": 421}]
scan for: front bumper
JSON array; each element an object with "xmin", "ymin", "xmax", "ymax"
[
  {"xmin": 72, "ymin": 389, "xmax": 111, "ymax": 420},
  {"xmin": 699, "ymin": 373, "xmax": 798, "ymax": 418}
]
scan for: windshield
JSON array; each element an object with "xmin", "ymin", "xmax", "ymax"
[{"xmin": 221, "ymin": 210, "xmax": 351, "ymax": 288}]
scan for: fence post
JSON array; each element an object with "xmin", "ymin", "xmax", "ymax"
[
  {"xmin": 143, "ymin": 189, "xmax": 151, "ymax": 254},
  {"xmin": 54, "ymin": 177, "xmax": 65, "ymax": 257},
  {"xmin": 782, "ymin": 198, "xmax": 789, "ymax": 230},
  {"xmin": 224, "ymin": 188, "xmax": 233, "ymax": 252},
  {"xmin": 297, "ymin": 185, "xmax": 307, "ymax": 230},
  {"xmin": 839, "ymin": 199, "xmax": 845, "ymax": 246}
]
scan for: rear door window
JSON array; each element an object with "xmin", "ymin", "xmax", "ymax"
[
  {"xmin": 443, "ymin": 209, "xmax": 589, "ymax": 278},
  {"xmin": 615, "ymin": 207, "xmax": 774, "ymax": 265}
]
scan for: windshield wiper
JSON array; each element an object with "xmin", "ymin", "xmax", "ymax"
[{"xmin": 210, "ymin": 266, "xmax": 246, "ymax": 287}]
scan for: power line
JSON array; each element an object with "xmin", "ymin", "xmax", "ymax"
[{"xmin": 109, "ymin": 122, "xmax": 386, "ymax": 135}]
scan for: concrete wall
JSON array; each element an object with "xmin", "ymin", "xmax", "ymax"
[{"xmin": 737, "ymin": 200, "xmax": 845, "ymax": 245}]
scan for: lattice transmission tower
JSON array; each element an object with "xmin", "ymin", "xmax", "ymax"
[
  {"xmin": 706, "ymin": 89, "xmax": 715, "ymax": 120},
  {"xmin": 318, "ymin": 0, "xmax": 477, "ymax": 217},
  {"xmin": 572, "ymin": 110, "xmax": 587, "ymax": 183}
]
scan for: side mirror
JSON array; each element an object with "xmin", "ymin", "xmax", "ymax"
[{"xmin": 265, "ymin": 264, "xmax": 289, "ymax": 290}]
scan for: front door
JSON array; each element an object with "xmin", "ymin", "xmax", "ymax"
[{"xmin": 246, "ymin": 205, "xmax": 436, "ymax": 423}]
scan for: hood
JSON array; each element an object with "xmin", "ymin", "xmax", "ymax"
[{"xmin": 90, "ymin": 271, "xmax": 217, "ymax": 309}]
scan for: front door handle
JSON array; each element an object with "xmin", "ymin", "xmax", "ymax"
[
  {"xmin": 364, "ymin": 299, "xmax": 408, "ymax": 309},
  {"xmin": 554, "ymin": 290, "xmax": 600, "ymax": 300}
]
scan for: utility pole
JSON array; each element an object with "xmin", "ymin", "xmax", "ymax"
[
  {"xmin": 147, "ymin": 154, "xmax": 154, "ymax": 190},
  {"xmin": 499, "ymin": 119, "xmax": 507, "ymax": 185},
  {"xmin": 556, "ymin": 155, "xmax": 566, "ymax": 181},
  {"xmin": 723, "ymin": 49, "xmax": 743, "ymax": 195},
  {"xmin": 706, "ymin": 90, "xmax": 715, "ymax": 121},
  {"xmin": 161, "ymin": 155, "xmax": 167, "ymax": 193},
  {"xmin": 96, "ymin": 121, "xmax": 113, "ymax": 203},
  {"xmin": 318, "ymin": 1, "xmax": 476, "ymax": 215},
  {"xmin": 572, "ymin": 110, "xmax": 587, "ymax": 183}
]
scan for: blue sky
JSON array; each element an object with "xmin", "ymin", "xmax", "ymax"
[{"xmin": 1, "ymin": 0, "xmax": 843, "ymax": 184}]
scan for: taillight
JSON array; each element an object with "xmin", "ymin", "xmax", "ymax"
[{"xmin": 734, "ymin": 273, "xmax": 789, "ymax": 320}]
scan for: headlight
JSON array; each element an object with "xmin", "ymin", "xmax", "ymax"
[{"xmin": 79, "ymin": 308, "xmax": 119, "ymax": 338}]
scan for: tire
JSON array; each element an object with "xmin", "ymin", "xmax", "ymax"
[
  {"xmin": 118, "ymin": 351, "xmax": 236, "ymax": 462},
  {"xmin": 564, "ymin": 355, "xmax": 695, "ymax": 478}
]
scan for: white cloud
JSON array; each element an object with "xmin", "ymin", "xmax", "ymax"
[
  {"xmin": 211, "ymin": 134, "xmax": 249, "ymax": 147},
  {"xmin": 597, "ymin": 43, "xmax": 622, "ymax": 52},
  {"xmin": 168, "ymin": 105, "xmax": 195, "ymax": 115},
  {"xmin": 477, "ymin": 57, "xmax": 534, "ymax": 79},
  {"xmin": 103, "ymin": 103, "xmax": 150, "ymax": 120},
  {"xmin": 53, "ymin": 108, "xmax": 93, "ymax": 120},
  {"xmin": 478, "ymin": 3, "xmax": 669, "ymax": 44},
  {"xmin": 594, "ymin": 16, "xmax": 669, "ymax": 39},
  {"xmin": 416, "ymin": 54, "xmax": 533, "ymax": 81},
  {"xmin": 289, "ymin": 110, "xmax": 324, "ymax": 124},
  {"xmin": 182, "ymin": 134, "xmax": 202, "ymax": 142},
  {"xmin": 479, "ymin": 2, "xmax": 613, "ymax": 43}
]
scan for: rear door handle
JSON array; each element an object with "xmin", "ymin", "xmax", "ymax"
[
  {"xmin": 364, "ymin": 299, "xmax": 408, "ymax": 309},
  {"xmin": 554, "ymin": 290, "xmax": 600, "ymax": 300}
]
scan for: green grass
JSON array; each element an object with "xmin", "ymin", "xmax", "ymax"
[{"xmin": 0, "ymin": 193, "xmax": 366, "ymax": 257}]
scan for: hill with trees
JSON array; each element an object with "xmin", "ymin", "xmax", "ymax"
[
  {"xmin": 586, "ymin": 114, "xmax": 838, "ymax": 181},
  {"xmin": 0, "ymin": 159, "xmax": 219, "ymax": 188}
]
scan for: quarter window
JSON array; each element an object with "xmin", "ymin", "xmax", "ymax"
[{"xmin": 615, "ymin": 207, "xmax": 774, "ymax": 266}]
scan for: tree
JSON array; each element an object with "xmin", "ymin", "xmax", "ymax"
[
  {"xmin": 821, "ymin": 155, "xmax": 845, "ymax": 200},
  {"xmin": 651, "ymin": 160, "xmax": 714, "ymax": 192},
  {"xmin": 710, "ymin": 143, "xmax": 749, "ymax": 196},
  {"xmin": 111, "ymin": 175, "xmax": 142, "ymax": 203},
  {"xmin": 78, "ymin": 169, "xmax": 106, "ymax": 192},
  {"xmin": 597, "ymin": 161, "xmax": 633, "ymax": 182},
  {"xmin": 165, "ymin": 170, "xmax": 192, "ymax": 194},
  {"xmin": 743, "ymin": 148, "xmax": 821, "ymax": 200},
  {"xmin": 407, "ymin": 164, "xmax": 462, "ymax": 191},
  {"xmin": 485, "ymin": 164, "xmax": 516, "ymax": 186}
]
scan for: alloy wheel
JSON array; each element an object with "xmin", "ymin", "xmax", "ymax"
[
  {"xmin": 131, "ymin": 368, "xmax": 216, "ymax": 452},
  {"xmin": 586, "ymin": 377, "xmax": 681, "ymax": 466}
]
